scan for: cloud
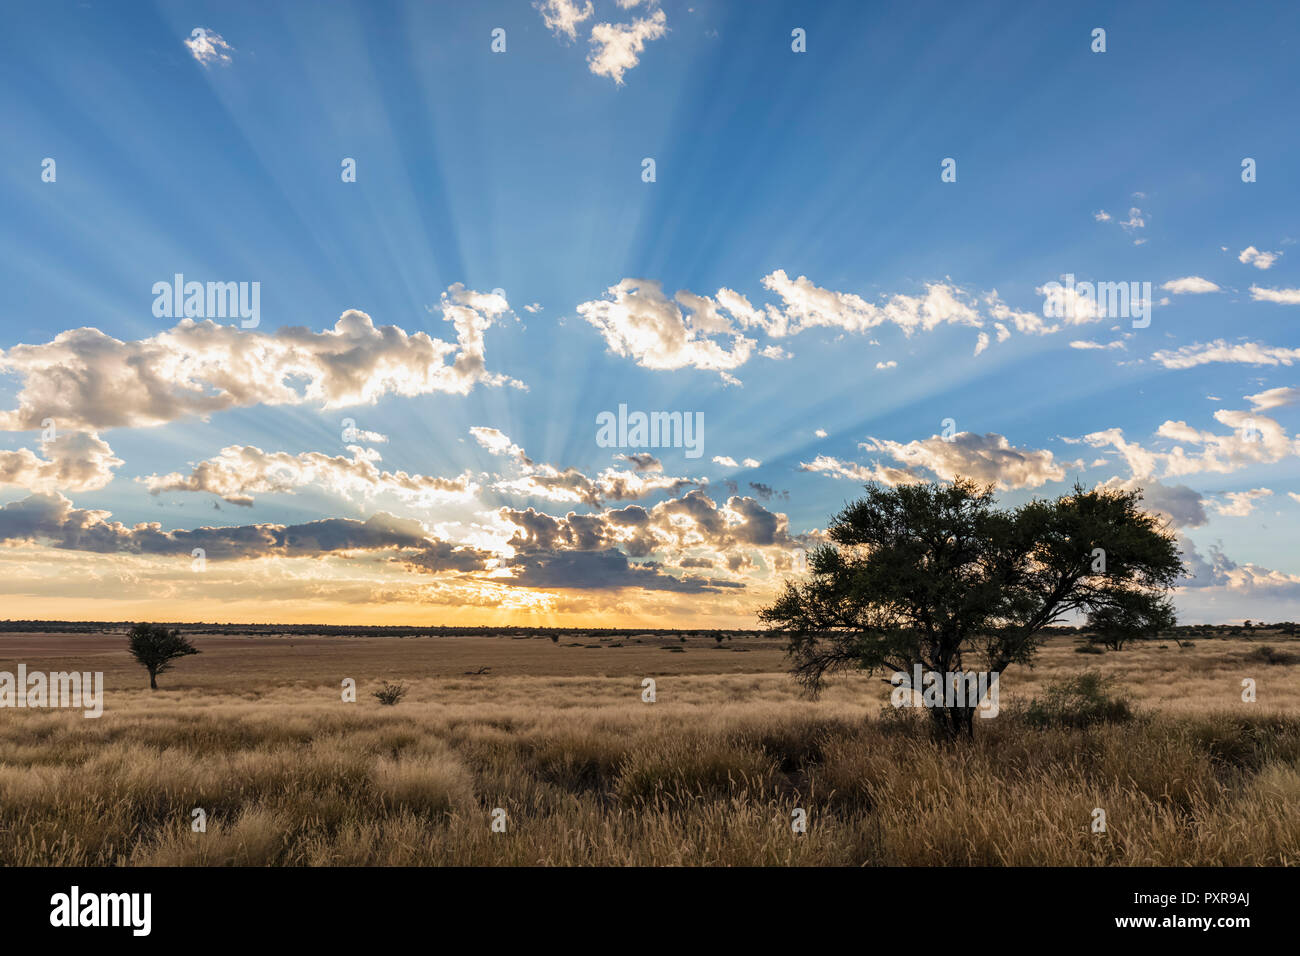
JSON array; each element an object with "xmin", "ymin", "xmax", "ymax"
[
  {"xmin": 1084, "ymin": 402, "xmax": 1295, "ymax": 480},
  {"xmin": 1249, "ymin": 285, "xmax": 1300, "ymax": 305},
  {"xmin": 1119, "ymin": 207, "xmax": 1146, "ymax": 234},
  {"xmin": 1161, "ymin": 276, "xmax": 1220, "ymax": 294},
  {"xmin": 1212, "ymin": 488, "xmax": 1273, "ymax": 517},
  {"xmin": 622, "ymin": 453, "xmax": 661, "ymax": 472},
  {"xmin": 984, "ymin": 291, "xmax": 1059, "ymax": 336},
  {"xmin": 501, "ymin": 488, "xmax": 800, "ymax": 567},
  {"xmin": 576, "ymin": 271, "xmax": 1132, "ymax": 380},
  {"xmin": 1070, "ymin": 339, "xmax": 1125, "ymax": 350},
  {"xmin": 761, "ymin": 270, "xmax": 982, "ymax": 338},
  {"xmin": 535, "ymin": 0, "xmax": 594, "ymax": 41},
  {"xmin": 577, "ymin": 279, "xmax": 755, "ymax": 382},
  {"xmin": 0, "ymin": 431, "xmax": 122, "ymax": 493},
  {"xmin": 184, "ymin": 28, "xmax": 234, "ymax": 67},
  {"xmin": 1245, "ymin": 386, "xmax": 1300, "ymax": 412},
  {"xmin": 587, "ymin": 8, "xmax": 667, "ymax": 84},
  {"xmin": 474, "ymin": 427, "xmax": 698, "ymax": 507},
  {"xmin": 1180, "ymin": 536, "xmax": 1300, "ymax": 597},
  {"xmin": 1150, "ymin": 339, "xmax": 1300, "ymax": 368},
  {"xmin": 814, "ymin": 428, "xmax": 828, "ymax": 438},
  {"xmin": 0, "ymin": 286, "xmax": 522, "ymax": 432},
  {"xmin": 802, "ymin": 431, "xmax": 1067, "ymax": 491},
  {"xmin": 0, "ymin": 492, "xmax": 491, "ymax": 571},
  {"xmin": 1239, "ymin": 246, "xmax": 1280, "ymax": 270},
  {"xmin": 1094, "ymin": 210, "xmax": 1112, "ymax": 222},
  {"xmin": 1115, "ymin": 479, "xmax": 1208, "ymax": 529},
  {"xmin": 470, "ymin": 426, "xmax": 531, "ymax": 464},
  {"xmin": 712, "ymin": 456, "xmax": 760, "ymax": 469},
  {"xmin": 141, "ymin": 445, "xmax": 480, "ymax": 507},
  {"xmin": 506, "ymin": 548, "xmax": 739, "ymax": 592}
]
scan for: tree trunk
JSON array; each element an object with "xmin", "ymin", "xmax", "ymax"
[
  {"xmin": 928, "ymin": 703, "xmax": 976, "ymax": 740},
  {"xmin": 149, "ymin": 670, "xmax": 158, "ymax": 690}
]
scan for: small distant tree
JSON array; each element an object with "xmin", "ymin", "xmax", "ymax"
[
  {"xmin": 127, "ymin": 623, "xmax": 200, "ymax": 690},
  {"xmin": 1087, "ymin": 591, "xmax": 1175, "ymax": 650}
]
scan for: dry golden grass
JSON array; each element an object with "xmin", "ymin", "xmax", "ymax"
[{"xmin": 0, "ymin": 630, "xmax": 1297, "ymax": 865}]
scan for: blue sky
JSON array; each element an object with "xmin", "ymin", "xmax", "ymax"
[{"xmin": 1, "ymin": 0, "xmax": 1298, "ymax": 625}]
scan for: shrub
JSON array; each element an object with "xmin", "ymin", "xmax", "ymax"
[
  {"xmin": 1022, "ymin": 671, "xmax": 1133, "ymax": 729},
  {"xmin": 1246, "ymin": 645, "xmax": 1299, "ymax": 666},
  {"xmin": 1074, "ymin": 644, "xmax": 1105, "ymax": 655},
  {"xmin": 372, "ymin": 682, "xmax": 408, "ymax": 706}
]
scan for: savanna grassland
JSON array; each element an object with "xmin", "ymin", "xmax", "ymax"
[{"xmin": 1, "ymin": 629, "xmax": 1298, "ymax": 866}]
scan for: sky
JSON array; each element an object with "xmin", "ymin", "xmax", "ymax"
[{"xmin": 1, "ymin": 0, "xmax": 1298, "ymax": 627}]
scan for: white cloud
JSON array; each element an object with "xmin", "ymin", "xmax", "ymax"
[
  {"xmin": 1161, "ymin": 276, "xmax": 1220, "ymax": 294},
  {"xmin": 1238, "ymin": 246, "xmax": 1280, "ymax": 270},
  {"xmin": 587, "ymin": 8, "xmax": 667, "ymax": 84},
  {"xmin": 576, "ymin": 279, "xmax": 755, "ymax": 382},
  {"xmin": 1119, "ymin": 207, "xmax": 1146, "ymax": 233},
  {"xmin": 475, "ymin": 427, "xmax": 697, "ymax": 507},
  {"xmin": 712, "ymin": 456, "xmax": 762, "ymax": 470},
  {"xmin": 803, "ymin": 431, "xmax": 1066, "ymax": 491},
  {"xmin": 1212, "ymin": 488, "xmax": 1272, "ymax": 518},
  {"xmin": 1245, "ymin": 386, "xmax": 1300, "ymax": 412},
  {"xmin": 0, "ymin": 431, "xmax": 122, "ymax": 493},
  {"xmin": 762, "ymin": 270, "xmax": 982, "ymax": 338},
  {"xmin": 1250, "ymin": 285, "xmax": 1300, "ymax": 305},
  {"xmin": 0, "ymin": 285, "xmax": 522, "ymax": 432},
  {"xmin": 534, "ymin": 0, "xmax": 593, "ymax": 42},
  {"xmin": 875, "ymin": 359, "xmax": 897, "ymax": 369},
  {"xmin": 184, "ymin": 28, "xmax": 234, "ymax": 67},
  {"xmin": 985, "ymin": 291, "xmax": 1059, "ymax": 336},
  {"xmin": 142, "ymin": 445, "xmax": 480, "ymax": 508},
  {"xmin": 470, "ymin": 426, "xmax": 531, "ymax": 463},
  {"xmin": 1084, "ymin": 400, "xmax": 1296, "ymax": 481},
  {"xmin": 1150, "ymin": 339, "xmax": 1300, "ymax": 369}
]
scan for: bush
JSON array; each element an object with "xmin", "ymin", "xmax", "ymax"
[
  {"xmin": 372, "ymin": 682, "xmax": 408, "ymax": 706},
  {"xmin": 1022, "ymin": 672, "xmax": 1133, "ymax": 729},
  {"xmin": 1074, "ymin": 644, "xmax": 1105, "ymax": 655},
  {"xmin": 1246, "ymin": 645, "xmax": 1299, "ymax": 666}
]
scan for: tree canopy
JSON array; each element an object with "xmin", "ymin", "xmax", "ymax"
[
  {"xmin": 759, "ymin": 479, "xmax": 1184, "ymax": 737},
  {"xmin": 127, "ymin": 623, "xmax": 201, "ymax": 690}
]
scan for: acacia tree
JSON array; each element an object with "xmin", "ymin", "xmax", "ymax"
[
  {"xmin": 759, "ymin": 479, "xmax": 1183, "ymax": 738},
  {"xmin": 1087, "ymin": 591, "xmax": 1176, "ymax": 651},
  {"xmin": 128, "ymin": 623, "xmax": 201, "ymax": 690}
]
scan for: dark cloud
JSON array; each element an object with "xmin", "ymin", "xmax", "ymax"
[
  {"xmin": 506, "ymin": 548, "xmax": 743, "ymax": 593},
  {"xmin": 0, "ymin": 493, "xmax": 488, "ymax": 570}
]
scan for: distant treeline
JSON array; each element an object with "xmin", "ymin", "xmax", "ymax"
[
  {"xmin": 0, "ymin": 620, "xmax": 757, "ymax": 638},
  {"xmin": 0, "ymin": 620, "xmax": 1295, "ymax": 637}
]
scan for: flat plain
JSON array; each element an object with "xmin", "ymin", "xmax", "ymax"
[{"xmin": 1, "ymin": 629, "xmax": 1297, "ymax": 865}]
